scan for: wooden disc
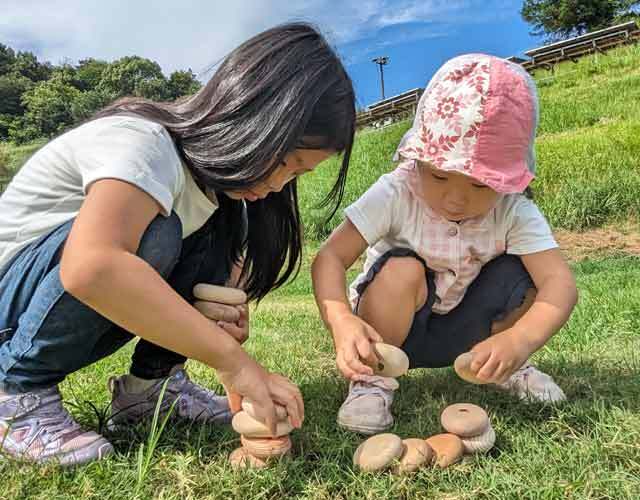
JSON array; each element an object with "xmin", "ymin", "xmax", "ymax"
[
  {"xmin": 371, "ymin": 343, "xmax": 410, "ymax": 378},
  {"xmin": 453, "ymin": 352, "xmax": 487, "ymax": 385},
  {"xmin": 425, "ymin": 433, "xmax": 464, "ymax": 468},
  {"xmin": 392, "ymin": 438, "xmax": 433, "ymax": 474},
  {"xmin": 229, "ymin": 447, "xmax": 267, "ymax": 470},
  {"xmin": 193, "ymin": 283, "xmax": 247, "ymax": 305},
  {"xmin": 441, "ymin": 403, "xmax": 489, "ymax": 438},
  {"xmin": 242, "ymin": 399, "xmax": 288, "ymax": 421},
  {"xmin": 461, "ymin": 425, "xmax": 496, "ymax": 454},
  {"xmin": 241, "ymin": 435, "xmax": 292, "ymax": 459},
  {"xmin": 353, "ymin": 433, "xmax": 404, "ymax": 472},
  {"xmin": 231, "ymin": 411, "xmax": 293, "ymax": 438}
]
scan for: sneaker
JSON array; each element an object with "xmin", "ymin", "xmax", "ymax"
[
  {"xmin": 495, "ymin": 363, "xmax": 566, "ymax": 403},
  {"xmin": 0, "ymin": 386, "xmax": 113, "ymax": 466},
  {"xmin": 337, "ymin": 375, "xmax": 399, "ymax": 435},
  {"xmin": 108, "ymin": 366, "xmax": 232, "ymax": 428}
]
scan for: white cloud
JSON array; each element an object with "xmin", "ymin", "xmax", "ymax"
[{"xmin": 0, "ymin": 0, "xmax": 519, "ymax": 76}]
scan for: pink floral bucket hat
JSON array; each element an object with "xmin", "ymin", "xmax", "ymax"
[{"xmin": 394, "ymin": 53, "xmax": 539, "ymax": 194}]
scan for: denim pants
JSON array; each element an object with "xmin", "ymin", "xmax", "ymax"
[{"xmin": 0, "ymin": 211, "xmax": 232, "ymax": 394}]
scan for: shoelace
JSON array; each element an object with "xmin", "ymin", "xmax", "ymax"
[
  {"xmin": 349, "ymin": 381, "xmax": 392, "ymax": 405},
  {"xmin": 23, "ymin": 392, "xmax": 81, "ymax": 445}
]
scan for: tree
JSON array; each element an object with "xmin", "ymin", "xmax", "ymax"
[
  {"xmin": 0, "ymin": 44, "xmax": 16, "ymax": 76},
  {"xmin": 11, "ymin": 51, "xmax": 53, "ymax": 82},
  {"xmin": 98, "ymin": 56, "xmax": 169, "ymax": 100},
  {"xmin": 75, "ymin": 58, "xmax": 109, "ymax": 91},
  {"xmin": 16, "ymin": 72, "xmax": 81, "ymax": 141},
  {"xmin": 521, "ymin": 0, "xmax": 640, "ymax": 41},
  {"xmin": 0, "ymin": 73, "xmax": 33, "ymax": 115},
  {"xmin": 168, "ymin": 69, "xmax": 201, "ymax": 100}
]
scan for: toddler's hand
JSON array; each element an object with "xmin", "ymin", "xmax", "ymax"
[
  {"xmin": 332, "ymin": 313, "xmax": 384, "ymax": 380},
  {"xmin": 469, "ymin": 329, "xmax": 535, "ymax": 384}
]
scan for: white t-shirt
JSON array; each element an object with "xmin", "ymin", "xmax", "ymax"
[
  {"xmin": 0, "ymin": 116, "xmax": 218, "ymax": 270},
  {"xmin": 346, "ymin": 166, "xmax": 558, "ymax": 313}
]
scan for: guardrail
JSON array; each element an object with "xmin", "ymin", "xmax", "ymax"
[
  {"xmin": 518, "ymin": 20, "xmax": 639, "ymax": 72},
  {"xmin": 356, "ymin": 88, "xmax": 423, "ymax": 129}
]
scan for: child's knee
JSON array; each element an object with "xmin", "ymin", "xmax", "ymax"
[
  {"xmin": 365, "ymin": 256, "xmax": 428, "ymax": 310},
  {"xmin": 491, "ymin": 286, "xmax": 536, "ymax": 334}
]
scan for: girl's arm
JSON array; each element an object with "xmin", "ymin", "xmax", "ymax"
[
  {"xmin": 60, "ymin": 179, "xmax": 303, "ymax": 432},
  {"xmin": 471, "ymin": 248, "xmax": 578, "ymax": 382},
  {"xmin": 312, "ymin": 219, "xmax": 383, "ymax": 379}
]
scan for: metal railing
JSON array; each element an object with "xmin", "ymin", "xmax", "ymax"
[{"xmin": 356, "ymin": 88, "xmax": 423, "ymax": 129}]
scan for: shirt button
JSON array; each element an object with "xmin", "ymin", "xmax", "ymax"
[{"xmin": 448, "ymin": 227, "xmax": 458, "ymax": 237}]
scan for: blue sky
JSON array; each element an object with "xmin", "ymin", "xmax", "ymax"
[{"xmin": 1, "ymin": 0, "xmax": 543, "ymax": 108}]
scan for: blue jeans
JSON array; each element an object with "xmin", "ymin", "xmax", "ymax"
[{"xmin": 0, "ymin": 212, "xmax": 232, "ymax": 394}]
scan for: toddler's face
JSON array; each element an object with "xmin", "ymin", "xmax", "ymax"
[{"xmin": 417, "ymin": 161, "xmax": 500, "ymax": 222}]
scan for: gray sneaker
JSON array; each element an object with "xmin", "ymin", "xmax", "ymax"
[
  {"xmin": 0, "ymin": 386, "xmax": 113, "ymax": 467},
  {"xmin": 494, "ymin": 363, "xmax": 566, "ymax": 403},
  {"xmin": 108, "ymin": 366, "xmax": 232, "ymax": 428},
  {"xmin": 337, "ymin": 375, "xmax": 399, "ymax": 435}
]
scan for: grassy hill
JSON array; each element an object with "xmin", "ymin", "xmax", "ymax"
[{"xmin": 299, "ymin": 42, "xmax": 640, "ymax": 238}]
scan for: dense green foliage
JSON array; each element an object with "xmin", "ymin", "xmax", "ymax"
[
  {"xmin": 521, "ymin": 0, "xmax": 640, "ymax": 41},
  {"xmin": 0, "ymin": 43, "xmax": 201, "ymax": 143}
]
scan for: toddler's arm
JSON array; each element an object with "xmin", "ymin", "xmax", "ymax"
[
  {"xmin": 312, "ymin": 219, "xmax": 383, "ymax": 379},
  {"xmin": 471, "ymin": 248, "xmax": 578, "ymax": 382}
]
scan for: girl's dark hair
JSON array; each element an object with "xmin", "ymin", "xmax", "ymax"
[{"xmin": 94, "ymin": 23, "xmax": 356, "ymax": 301}]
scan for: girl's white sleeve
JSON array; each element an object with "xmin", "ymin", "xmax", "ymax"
[
  {"xmin": 504, "ymin": 196, "xmax": 558, "ymax": 255},
  {"xmin": 343, "ymin": 173, "xmax": 399, "ymax": 246},
  {"xmin": 74, "ymin": 117, "xmax": 184, "ymax": 216}
]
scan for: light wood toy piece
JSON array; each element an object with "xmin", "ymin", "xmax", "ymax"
[
  {"xmin": 232, "ymin": 411, "xmax": 293, "ymax": 438},
  {"xmin": 392, "ymin": 438, "xmax": 433, "ymax": 474},
  {"xmin": 440, "ymin": 403, "xmax": 489, "ymax": 438},
  {"xmin": 229, "ymin": 447, "xmax": 268, "ymax": 470},
  {"xmin": 425, "ymin": 433, "xmax": 464, "ymax": 468},
  {"xmin": 241, "ymin": 435, "xmax": 292, "ymax": 459},
  {"xmin": 371, "ymin": 343, "xmax": 410, "ymax": 378},
  {"xmin": 461, "ymin": 425, "xmax": 496, "ymax": 454},
  {"xmin": 353, "ymin": 433, "xmax": 404, "ymax": 472},
  {"xmin": 453, "ymin": 352, "xmax": 488, "ymax": 385},
  {"xmin": 193, "ymin": 283, "xmax": 247, "ymax": 305},
  {"xmin": 242, "ymin": 399, "xmax": 288, "ymax": 421}
]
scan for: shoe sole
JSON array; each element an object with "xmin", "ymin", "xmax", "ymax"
[{"xmin": 336, "ymin": 416, "xmax": 393, "ymax": 435}]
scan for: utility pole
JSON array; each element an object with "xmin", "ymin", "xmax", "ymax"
[{"xmin": 372, "ymin": 56, "xmax": 389, "ymax": 100}]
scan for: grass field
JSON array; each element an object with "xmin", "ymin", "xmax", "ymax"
[{"xmin": 1, "ymin": 45, "xmax": 639, "ymax": 499}]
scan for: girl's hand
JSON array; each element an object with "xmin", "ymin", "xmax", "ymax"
[
  {"xmin": 218, "ymin": 358, "xmax": 304, "ymax": 435},
  {"xmin": 469, "ymin": 329, "xmax": 535, "ymax": 384},
  {"xmin": 194, "ymin": 302, "xmax": 249, "ymax": 344},
  {"xmin": 217, "ymin": 304, "xmax": 249, "ymax": 344},
  {"xmin": 332, "ymin": 313, "xmax": 384, "ymax": 380}
]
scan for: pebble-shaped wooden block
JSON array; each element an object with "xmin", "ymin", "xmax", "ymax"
[
  {"xmin": 392, "ymin": 438, "xmax": 433, "ymax": 474},
  {"xmin": 453, "ymin": 352, "xmax": 488, "ymax": 385},
  {"xmin": 425, "ymin": 434, "xmax": 464, "ymax": 468},
  {"xmin": 440, "ymin": 403, "xmax": 489, "ymax": 438},
  {"xmin": 371, "ymin": 343, "xmax": 410, "ymax": 378},
  {"xmin": 242, "ymin": 399, "xmax": 288, "ymax": 421},
  {"xmin": 231, "ymin": 411, "xmax": 293, "ymax": 438},
  {"xmin": 241, "ymin": 435, "xmax": 292, "ymax": 459},
  {"xmin": 229, "ymin": 447, "xmax": 267, "ymax": 470},
  {"xmin": 353, "ymin": 433, "xmax": 404, "ymax": 472},
  {"xmin": 193, "ymin": 283, "xmax": 247, "ymax": 305},
  {"xmin": 461, "ymin": 425, "xmax": 496, "ymax": 454}
]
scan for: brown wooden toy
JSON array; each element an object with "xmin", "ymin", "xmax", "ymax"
[
  {"xmin": 392, "ymin": 438, "xmax": 433, "ymax": 474},
  {"xmin": 193, "ymin": 283, "xmax": 247, "ymax": 305},
  {"xmin": 425, "ymin": 433, "xmax": 464, "ymax": 468},
  {"xmin": 231, "ymin": 411, "xmax": 293, "ymax": 438},
  {"xmin": 440, "ymin": 403, "xmax": 489, "ymax": 437},
  {"xmin": 353, "ymin": 433, "xmax": 405, "ymax": 472},
  {"xmin": 453, "ymin": 352, "xmax": 488, "ymax": 385},
  {"xmin": 370, "ymin": 343, "xmax": 410, "ymax": 378}
]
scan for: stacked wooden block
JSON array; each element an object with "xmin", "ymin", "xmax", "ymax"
[{"xmin": 229, "ymin": 400, "xmax": 293, "ymax": 470}]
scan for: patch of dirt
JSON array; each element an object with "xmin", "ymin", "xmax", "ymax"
[{"xmin": 555, "ymin": 222, "xmax": 640, "ymax": 261}]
